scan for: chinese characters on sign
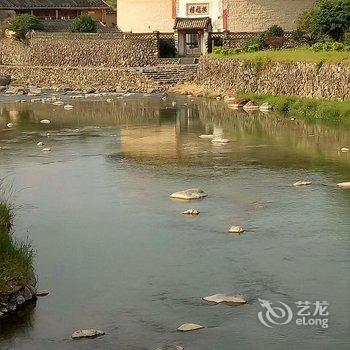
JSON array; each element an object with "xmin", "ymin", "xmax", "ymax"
[{"xmin": 186, "ymin": 3, "xmax": 209, "ymax": 16}]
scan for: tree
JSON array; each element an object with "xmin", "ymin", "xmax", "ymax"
[
  {"xmin": 295, "ymin": 8, "xmax": 322, "ymax": 44},
  {"xmin": 69, "ymin": 14, "xmax": 97, "ymax": 33},
  {"xmin": 316, "ymin": 0, "xmax": 350, "ymax": 41},
  {"xmin": 8, "ymin": 14, "xmax": 43, "ymax": 41}
]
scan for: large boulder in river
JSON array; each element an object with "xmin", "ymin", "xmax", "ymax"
[
  {"xmin": 203, "ymin": 294, "xmax": 246, "ymax": 306},
  {"xmin": 0, "ymin": 75, "xmax": 11, "ymax": 87},
  {"xmin": 337, "ymin": 182, "xmax": 350, "ymax": 189},
  {"xmin": 170, "ymin": 189, "xmax": 207, "ymax": 200},
  {"xmin": 71, "ymin": 329, "xmax": 105, "ymax": 339},
  {"xmin": 177, "ymin": 323, "xmax": 204, "ymax": 332}
]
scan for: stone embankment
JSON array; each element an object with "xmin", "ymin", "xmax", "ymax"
[
  {"xmin": 0, "ymin": 269, "xmax": 37, "ymax": 319},
  {"xmin": 195, "ymin": 56, "xmax": 350, "ymax": 101}
]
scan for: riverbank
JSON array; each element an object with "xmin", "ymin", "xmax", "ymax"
[{"xmin": 0, "ymin": 185, "xmax": 36, "ymax": 318}]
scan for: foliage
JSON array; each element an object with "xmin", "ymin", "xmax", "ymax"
[
  {"xmin": 159, "ymin": 39, "xmax": 176, "ymax": 58},
  {"xmin": 295, "ymin": 0, "xmax": 350, "ymax": 44},
  {"xmin": 8, "ymin": 14, "xmax": 43, "ymax": 41},
  {"xmin": 69, "ymin": 14, "xmax": 97, "ymax": 33},
  {"xmin": 210, "ymin": 47, "xmax": 350, "ymax": 65},
  {"xmin": 242, "ymin": 37, "xmax": 264, "ymax": 52},
  {"xmin": 236, "ymin": 92, "xmax": 350, "ymax": 128},
  {"xmin": 0, "ymin": 186, "xmax": 34, "ymax": 296},
  {"xmin": 263, "ymin": 25, "xmax": 284, "ymax": 38},
  {"xmin": 312, "ymin": 40, "xmax": 350, "ymax": 51},
  {"xmin": 315, "ymin": 0, "xmax": 350, "ymax": 41}
]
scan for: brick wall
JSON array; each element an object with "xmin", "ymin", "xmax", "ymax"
[{"xmin": 228, "ymin": 0, "xmax": 315, "ymax": 32}]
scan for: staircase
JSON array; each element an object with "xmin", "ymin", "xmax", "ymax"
[{"xmin": 139, "ymin": 64, "xmax": 198, "ymax": 86}]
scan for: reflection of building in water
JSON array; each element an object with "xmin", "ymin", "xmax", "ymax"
[{"xmin": 121, "ymin": 106, "xmax": 210, "ymax": 158}]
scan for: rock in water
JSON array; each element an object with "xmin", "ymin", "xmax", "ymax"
[
  {"xmin": 64, "ymin": 104, "xmax": 74, "ymax": 110},
  {"xmin": 42, "ymin": 148, "xmax": 51, "ymax": 152},
  {"xmin": 71, "ymin": 329, "xmax": 105, "ymax": 339},
  {"xmin": 199, "ymin": 134, "xmax": 215, "ymax": 139},
  {"xmin": 243, "ymin": 100, "xmax": 259, "ymax": 111},
  {"xmin": 37, "ymin": 142, "xmax": 44, "ymax": 146},
  {"xmin": 259, "ymin": 102, "xmax": 273, "ymax": 111},
  {"xmin": 170, "ymin": 189, "xmax": 207, "ymax": 200},
  {"xmin": 337, "ymin": 182, "xmax": 350, "ymax": 189},
  {"xmin": 0, "ymin": 74, "xmax": 11, "ymax": 86},
  {"xmin": 293, "ymin": 180, "xmax": 312, "ymax": 187},
  {"xmin": 229, "ymin": 226, "xmax": 245, "ymax": 234},
  {"xmin": 40, "ymin": 119, "xmax": 51, "ymax": 124},
  {"xmin": 52, "ymin": 101, "xmax": 64, "ymax": 106},
  {"xmin": 155, "ymin": 346, "xmax": 184, "ymax": 350},
  {"xmin": 177, "ymin": 323, "xmax": 204, "ymax": 332},
  {"xmin": 172, "ymin": 101, "xmax": 177, "ymax": 107},
  {"xmin": 211, "ymin": 138, "xmax": 230, "ymax": 144},
  {"xmin": 6, "ymin": 123, "xmax": 14, "ymax": 128},
  {"xmin": 226, "ymin": 98, "xmax": 249, "ymax": 109},
  {"xmin": 182, "ymin": 209, "xmax": 200, "ymax": 216},
  {"xmin": 203, "ymin": 294, "xmax": 246, "ymax": 305},
  {"xmin": 341, "ymin": 147, "xmax": 349, "ymax": 152},
  {"xmin": 36, "ymin": 289, "xmax": 50, "ymax": 297}
]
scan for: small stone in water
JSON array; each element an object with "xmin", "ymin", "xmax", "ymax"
[
  {"xmin": 155, "ymin": 346, "xmax": 184, "ymax": 350},
  {"xmin": 106, "ymin": 98, "xmax": 112, "ymax": 103},
  {"xmin": 6, "ymin": 123, "xmax": 14, "ymax": 128},
  {"xmin": 171, "ymin": 101, "xmax": 176, "ymax": 106},
  {"xmin": 71, "ymin": 329, "xmax": 105, "ymax": 339},
  {"xmin": 341, "ymin": 147, "xmax": 349, "ymax": 152},
  {"xmin": 293, "ymin": 180, "xmax": 312, "ymax": 187},
  {"xmin": 52, "ymin": 101, "xmax": 64, "ymax": 106},
  {"xmin": 182, "ymin": 209, "xmax": 200, "ymax": 216},
  {"xmin": 177, "ymin": 323, "xmax": 204, "ymax": 332},
  {"xmin": 40, "ymin": 119, "xmax": 50, "ymax": 124},
  {"xmin": 211, "ymin": 138, "xmax": 230, "ymax": 144},
  {"xmin": 36, "ymin": 289, "xmax": 49, "ymax": 297},
  {"xmin": 37, "ymin": 142, "xmax": 44, "ymax": 146},
  {"xmin": 170, "ymin": 189, "xmax": 207, "ymax": 200},
  {"xmin": 203, "ymin": 294, "xmax": 246, "ymax": 305},
  {"xmin": 199, "ymin": 134, "xmax": 215, "ymax": 139},
  {"xmin": 64, "ymin": 104, "xmax": 74, "ymax": 110},
  {"xmin": 42, "ymin": 148, "xmax": 51, "ymax": 152},
  {"xmin": 228, "ymin": 226, "xmax": 245, "ymax": 234},
  {"xmin": 337, "ymin": 182, "xmax": 350, "ymax": 189}
]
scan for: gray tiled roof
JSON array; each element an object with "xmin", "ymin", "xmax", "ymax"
[
  {"xmin": 0, "ymin": 1, "xmax": 109, "ymax": 9},
  {"xmin": 174, "ymin": 17, "xmax": 212, "ymax": 30}
]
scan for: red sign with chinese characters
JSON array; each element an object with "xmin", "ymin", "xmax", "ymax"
[{"xmin": 186, "ymin": 3, "xmax": 209, "ymax": 16}]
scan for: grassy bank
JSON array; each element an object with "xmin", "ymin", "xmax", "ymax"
[
  {"xmin": 237, "ymin": 92, "xmax": 350, "ymax": 127},
  {"xmin": 0, "ymin": 188, "xmax": 33, "ymax": 297},
  {"xmin": 211, "ymin": 48, "xmax": 350, "ymax": 65}
]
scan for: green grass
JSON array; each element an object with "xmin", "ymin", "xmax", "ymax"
[
  {"xmin": 211, "ymin": 48, "xmax": 350, "ymax": 65},
  {"xmin": 237, "ymin": 92, "xmax": 350, "ymax": 128},
  {"xmin": 0, "ymin": 190, "xmax": 33, "ymax": 297}
]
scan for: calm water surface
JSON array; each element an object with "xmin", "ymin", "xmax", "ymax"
[{"xmin": 0, "ymin": 93, "xmax": 349, "ymax": 350}]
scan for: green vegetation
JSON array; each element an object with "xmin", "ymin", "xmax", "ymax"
[
  {"xmin": 69, "ymin": 14, "xmax": 97, "ymax": 33},
  {"xmin": 8, "ymin": 14, "xmax": 43, "ymax": 41},
  {"xmin": 0, "ymin": 184, "xmax": 33, "ymax": 297},
  {"xmin": 211, "ymin": 47, "xmax": 350, "ymax": 65},
  {"xmin": 295, "ymin": 0, "xmax": 350, "ymax": 43},
  {"xmin": 236, "ymin": 92, "xmax": 350, "ymax": 128}
]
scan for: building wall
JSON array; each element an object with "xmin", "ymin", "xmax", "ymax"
[
  {"xmin": 228, "ymin": 0, "xmax": 315, "ymax": 32},
  {"xmin": 117, "ymin": 0, "xmax": 174, "ymax": 33},
  {"xmin": 177, "ymin": 0, "xmax": 224, "ymax": 32}
]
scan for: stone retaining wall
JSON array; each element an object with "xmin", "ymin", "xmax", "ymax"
[
  {"xmin": 0, "ymin": 269, "xmax": 37, "ymax": 319},
  {"xmin": 0, "ymin": 65, "xmax": 162, "ymax": 92},
  {"xmin": 196, "ymin": 57, "xmax": 350, "ymax": 100},
  {"xmin": 0, "ymin": 32, "xmax": 160, "ymax": 68}
]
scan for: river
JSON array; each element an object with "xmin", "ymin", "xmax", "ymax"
[{"xmin": 0, "ymin": 93, "xmax": 349, "ymax": 349}]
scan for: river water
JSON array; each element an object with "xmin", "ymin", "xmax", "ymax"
[{"xmin": 0, "ymin": 93, "xmax": 349, "ymax": 350}]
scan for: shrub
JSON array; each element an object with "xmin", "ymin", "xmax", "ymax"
[
  {"xmin": 69, "ymin": 14, "xmax": 97, "ymax": 33},
  {"xmin": 344, "ymin": 32, "xmax": 350, "ymax": 45},
  {"xmin": 311, "ymin": 39, "xmax": 349, "ymax": 51},
  {"xmin": 242, "ymin": 37, "xmax": 263, "ymax": 52},
  {"xmin": 295, "ymin": 9, "xmax": 322, "ymax": 45},
  {"xmin": 8, "ymin": 14, "xmax": 43, "ymax": 41},
  {"xmin": 264, "ymin": 25, "xmax": 284, "ymax": 38},
  {"xmin": 213, "ymin": 46, "xmax": 241, "ymax": 55}
]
